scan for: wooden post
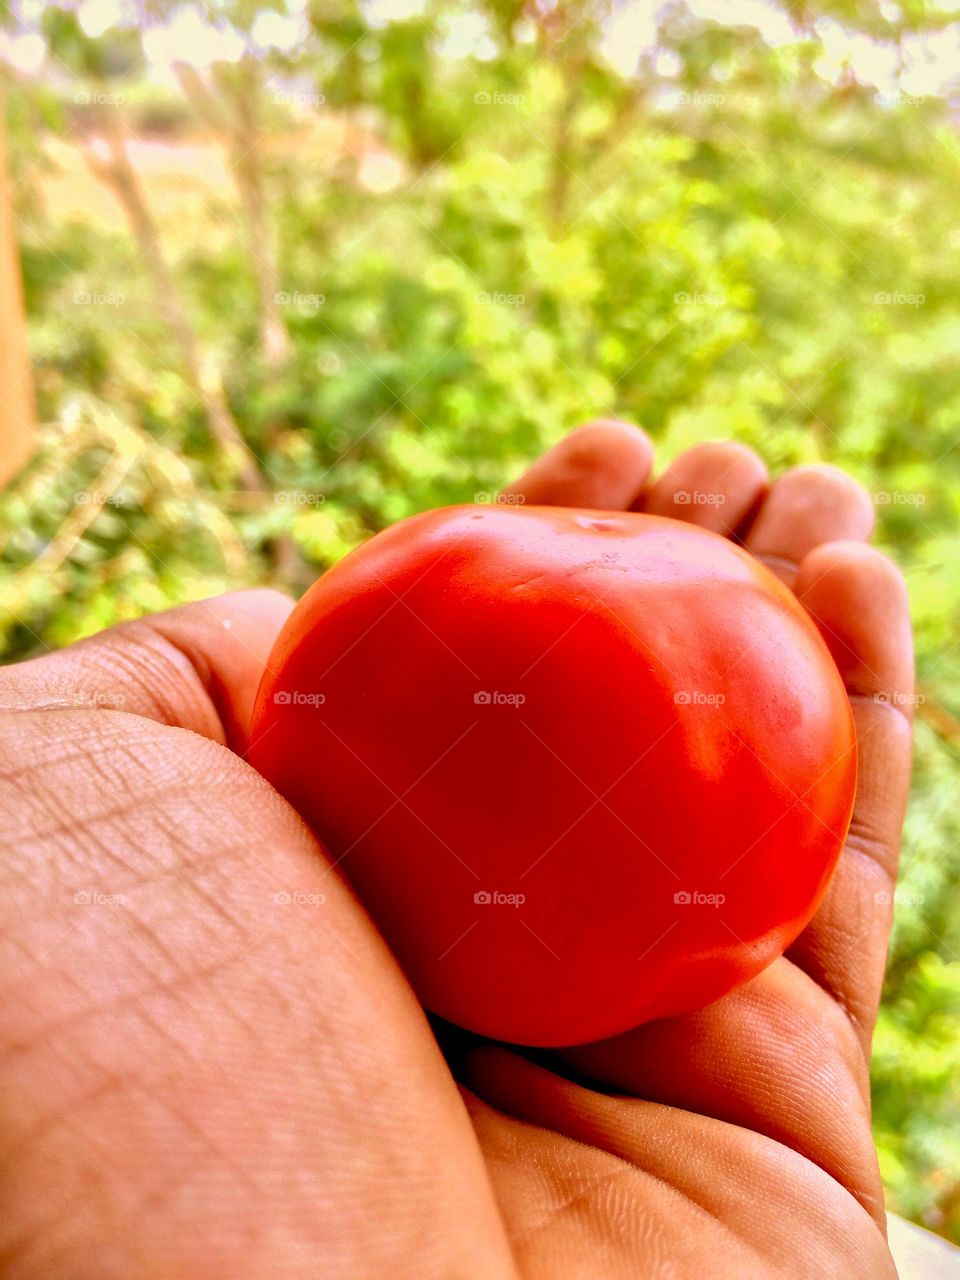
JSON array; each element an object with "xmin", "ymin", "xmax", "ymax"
[{"xmin": 0, "ymin": 88, "xmax": 35, "ymax": 487}]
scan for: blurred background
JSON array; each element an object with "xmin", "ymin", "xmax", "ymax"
[{"xmin": 0, "ymin": 0, "xmax": 958, "ymax": 1246}]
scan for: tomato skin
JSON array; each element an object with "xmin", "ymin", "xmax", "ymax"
[{"xmin": 250, "ymin": 505, "xmax": 857, "ymax": 1047}]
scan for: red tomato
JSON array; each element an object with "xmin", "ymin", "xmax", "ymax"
[{"xmin": 250, "ymin": 505, "xmax": 856, "ymax": 1047}]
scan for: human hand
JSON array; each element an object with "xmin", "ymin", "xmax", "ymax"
[
  {"xmin": 462, "ymin": 423, "xmax": 912, "ymax": 1278},
  {"xmin": 0, "ymin": 423, "xmax": 911, "ymax": 1278}
]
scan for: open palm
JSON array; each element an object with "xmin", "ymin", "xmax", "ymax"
[{"xmin": 0, "ymin": 423, "xmax": 911, "ymax": 1279}]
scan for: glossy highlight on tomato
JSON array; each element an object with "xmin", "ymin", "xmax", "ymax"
[{"xmin": 250, "ymin": 504, "xmax": 857, "ymax": 1047}]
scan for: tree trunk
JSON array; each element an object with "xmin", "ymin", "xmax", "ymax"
[
  {"xmin": 228, "ymin": 79, "xmax": 292, "ymax": 368},
  {"xmin": 177, "ymin": 60, "xmax": 292, "ymax": 369},
  {"xmin": 0, "ymin": 90, "xmax": 35, "ymax": 488},
  {"xmin": 83, "ymin": 111, "xmax": 263, "ymax": 493}
]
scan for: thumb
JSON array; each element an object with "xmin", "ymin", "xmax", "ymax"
[{"xmin": 0, "ymin": 589, "xmax": 294, "ymax": 753}]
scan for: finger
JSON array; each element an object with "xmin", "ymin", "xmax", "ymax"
[
  {"xmin": 744, "ymin": 465, "xmax": 875, "ymax": 585},
  {"xmin": 0, "ymin": 709, "xmax": 515, "ymax": 1279},
  {"xmin": 557, "ymin": 960, "xmax": 885, "ymax": 1226},
  {"xmin": 501, "ymin": 419, "xmax": 654, "ymax": 510},
  {"xmin": 787, "ymin": 542, "xmax": 914, "ymax": 1043},
  {"xmin": 462, "ymin": 1040, "xmax": 895, "ymax": 1275},
  {"xmin": 0, "ymin": 589, "xmax": 294, "ymax": 753},
  {"xmin": 639, "ymin": 441, "xmax": 768, "ymax": 536}
]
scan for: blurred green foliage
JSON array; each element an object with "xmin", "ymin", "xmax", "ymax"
[{"xmin": 2, "ymin": 0, "xmax": 958, "ymax": 1240}]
